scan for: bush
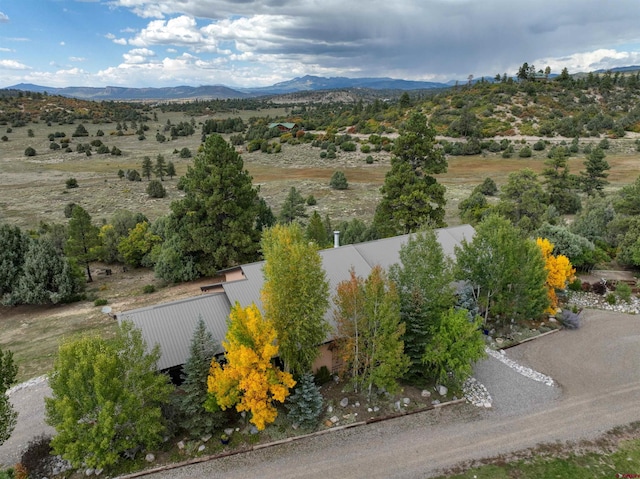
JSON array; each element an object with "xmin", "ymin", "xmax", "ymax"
[
  {"xmin": 475, "ymin": 177, "xmax": 498, "ymax": 196},
  {"xmin": 591, "ymin": 281, "xmax": 607, "ymax": 295},
  {"xmin": 24, "ymin": 146, "xmax": 36, "ymax": 157},
  {"xmin": 65, "ymin": 178, "xmax": 78, "ymax": 189},
  {"xmin": 605, "ymin": 292, "xmax": 617, "ymax": 305},
  {"xmin": 559, "ymin": 310, "xmax": 581, "ymax": 329},
  {"xmin": 285, "ymin": 373, "xmax": 323, "ymax": 429},
  {"xmin": 518, "ymin": 146, "xmax": 532, "ymax": 158},
  {"xmin": 126, "ymin": 169, "xmax": 142, "ymax": 182},
  {"xmin": 329, "ymin": 170, "xmax": 348, "ymax": 190},
  {"xmin": 615, "ymin": 282, "xmax": 632, "ymax": 303},
  {"xmin": 313, "ymin": 365, "xmax": 332, "ymax": 385},
  {"xmin": 20, "ymin": 435, "xmax": 53, "ymax": 479},
  {"xmin": 365, "ymin": 155, "xmax": 374, "ymax": 164},
  {"xmin": 146, "ymin": 179, "xmax": 166, "ymax": 198},
  {"xmin": 306, "ymin": 195, "xmax": 317, "ymax": 206},
  {"xmin": 360, "ymin": 144, "xmax": 371, "ymax": 153},
  {"xmin": 94, "ymin": 298, "xmax": 108, "ymax": 307},
  {"xmin": 533, "ymin": 140, "xmax": 546, "ymax": 151},
  {"xmin": 581, "ymin": 281, "xmax": 592, "ymax": 293},
  {"xmin": 63, "ymin": 202, "xmax": 77, "ymax": 218},
  {"xmin": 567, "ymin": 278, "xmax": 582, "ymax": 292},
  {"xmin": 179, "ymin": 147, "xmax": 192, "ymax": 158},
  {"xmin": 142, "ymin": 284, "xmax": 156, "ymax": 294}
]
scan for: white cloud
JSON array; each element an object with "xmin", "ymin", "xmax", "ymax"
[
  {"xmin": 69, "ymin": 56, "xmax": 86, "ymax": 62},
  {"xmin": 60, "ymin": 41, "xmax": 65, "ymax": 46},
  {"xmin": 0, "ymin": 47, "xmax": 14, "ymax": 52},
  {"xmin": 123, "ymin": 47, "xmax": 156, "ymax": 64},
  {"xmin": 0, "ymin": 11, "xmax": 9, "ymax": 22},
  {"xmin": 0, "ymin": 59, "xmax": 30, "ymax": 70}
]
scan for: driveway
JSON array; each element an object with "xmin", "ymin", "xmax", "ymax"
[{"xmin": 142, "ymin": 309, "xmax": 640, "ymax": 479}]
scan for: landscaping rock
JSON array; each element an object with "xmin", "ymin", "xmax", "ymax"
[
  {"xmin": 421, "ymin": 389, "xmax": 431, "ymax": 398},
  {"xmin": 340, "ymin": 397, "xmax": 349, "ymax": 407},
  {"xmin": 201, "ymin": 434, "xmax": 212, "ymax": 443},
  {"xmin": 145, "ymin": 453, "xmax": 155, "ymax": 463},
  {"xmin": 198, "ymin": 445, "xmax": 206, "ymax": 452},
  {"xmin": 250, "ymin": 425, "xmax": 259, "ymax": 435},
  {"xmin": 85, "ymin": 468, "xmax": 95, "ymax": 476},
  {"xmin": 324, "ymin": 419, "xmax": 333, "ymax": 427},
  {"xmin": 437, "ymin": 385, "xmax": 448, "ymax": 396},
  {"xmin": 432, "ymin": 399, "xmax": 440, "ymax": 405},
  {"xmin": 330, "ymin": 415, "xmax": 339, "ymax": 424},
  {"xmin": 224, "ymin": 428, "xmax": 235, "ymax": 436},
  {"xmin": 402, "ymin": 397, "xmax": 410, "ymax": 405},
  {"xmin": 177, "ymin": 440, "xmax": 185, "ymax": 450}
]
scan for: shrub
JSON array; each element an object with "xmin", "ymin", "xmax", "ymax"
[
  {"xmin": 142, "ymin": 284, "xmax": 156, "ymax": 294},
  {"xmin": 559, "ymin": 310, "xmax": 581, "ymax": 329},
  {"xmin": 605, "ymin": 292, "xmax": 617, "ymax": 305},
  {"xmin": 365, "ymin": 155, "xmax": 374, "ymax": 164},
  {"xmin": 360, "ymin": 144, "xmax": 371, "ymax": 153},
  {"xmin": 20, "ymin": 435, "xmax": 53, "ymax": 479},
  {"xmin": 581, "ymin": 281, "xmax": 592, "ymax": 293},
  {"xmin": 313, "ymin": 365, "xmax": 332, "ymax": 385},
  {"xmin": 126, "ymin": 169, "xmax": 142, "ymax": 182},
  {"xmin": 65, "ymin": 178, "xmax": 78, "ymax": 189},
  {"xmin": 94, "ymin": 298, "xmax": 108, "ymax": 307},
  {"xmin": 476, "ymin": 177, "xmax": 498, "ymax": 196},
  {"xmin": 567, "ymin": 278, "xmax": 582, "ymax": 292},
  {"xmin": 146, "ymin": 179, "xmax": 166, "ymax": 198},
  {"xmin": 24, "ymin": 146, "xmax": 36, "ymax": 157},
  {"xmin": 533, "ymin": 140, "xmax": 546, "ymax": 151},
  {"xmin": 330, "ymin": 170, "xmax": 348, "ymax": 190},
  {"xmin": 518, "ymin": 146, "xmax": 532, "ymax": 158},
  {"xmin": 591, "ymin": 281, "xmax": 607, "ymax": 295},
  {"xmin": 1, "ymin": 136, "xmax": 7, "ymax": 142},
  {"xmin": 285, "ymin": 373, "xmax": 323, "ymax": 429},
  {"xmin": 49, "ymin": 142, "xmax": 60, "ymax": 150},
  {"xmin": 179, "ymin": 147, "xmax": 192, "ymax": 158},
  {"xmin": 615, "ymin": 282, "xmax": 632, "ymax": 303},
  {"xmin": 306, "ymin": 195, "xmax": 317, "ymax": 206}
]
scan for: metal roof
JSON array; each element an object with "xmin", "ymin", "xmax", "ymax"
[
  {"xmin": 117, "ymin": 225, "xmax": 475, "ymax": 370},
  {"xmin": 117, "ymin": 293, "xmax": 231, "ymax": 370}
]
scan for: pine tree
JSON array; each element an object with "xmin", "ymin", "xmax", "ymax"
[
  {"xmin": 176, "ymin": 318, "xmax": 224, "ymax": 438},
  {"xmin": 285, "ymin": 373, "xmax": 323, "ymax": 429},
  {"xmin": 0, "ymin": 223, "xmax": 28, "ymax": 300},
  {"xmin": 154, "ymin": 154, "xmax": 167, "ymax": 180},
  {"xmin": 141, "ymin": 156, "xmax": 153, "ymax": 180},
  {"xmin": 373, "ymin": 112, "xmax": 447, "ymax": 237},
  {"xmin": 306, "ymin": 211, "xmax": 330, "ymax": 247},
  {"xmin": 278, "ymin": 187, "xmax": 307, "ymax": 223},
  {"xmin": 580, "ymin": 147, "xmax": 610, "ymax": 197},
  {"xmin": 542, "ymin": 146, "xmax": 580, "ymax": 214},
  {"xmin": 65, "ymin": 206, "xmax": 99, "ymax": 282},
  {"xmin": 161, "ymin": 134, "xmax": 261, "ymax": 278}
]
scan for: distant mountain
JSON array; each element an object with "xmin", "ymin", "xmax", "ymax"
[
  {"xmin": 5, "ymin": 83, "xmax": 249, "ymax": 101},
  {"xmin": 593, "ymin": 65, "xmax": 640, "ymax": 74},
  {"xmin": 5, "ymin": 75, "xmax": 450, "ymax": 101}
]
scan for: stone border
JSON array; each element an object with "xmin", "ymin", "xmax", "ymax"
[{"xmin": 116, "ymin": 399, "xmax": 467, "ymax": 479}]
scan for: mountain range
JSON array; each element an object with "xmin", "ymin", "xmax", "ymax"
[{"xmin": 4, "ymin": 75, "xmax": 449, "ymax": 101}]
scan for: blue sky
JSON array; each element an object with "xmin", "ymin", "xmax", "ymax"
[{"xmin": 1, "ymin": 0, "xmax": 640, "ymax": 89}]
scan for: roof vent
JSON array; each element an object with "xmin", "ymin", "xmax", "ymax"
[{"xmin": 333, "ymin": 231, "xmax": 340, "ymax": 248}]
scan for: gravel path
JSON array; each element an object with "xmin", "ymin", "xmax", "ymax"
[{"xmin": 2, "ymin": 308, "xmax": 639, "ymax": 478}]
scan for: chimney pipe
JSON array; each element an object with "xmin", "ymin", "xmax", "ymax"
[{"xmin": 333, "ymin": 231, "xmax": 340, "ymax": 248}]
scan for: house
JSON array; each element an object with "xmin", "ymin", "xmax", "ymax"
[
  {"xmin": 117, "ymin": 225, "xmax": 474, "ymax": 376},
  {"xmin": 267, "ymin": 122, "xmax": 299, "ymax": 132}
]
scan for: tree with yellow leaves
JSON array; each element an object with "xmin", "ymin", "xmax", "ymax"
[
  {"xmin": 206, "ymin": 302, "xmax": 295, "ymax": 431},
  {"xmin": 536, "ymin": 237, "xmax": 576, "ymax": 313}
]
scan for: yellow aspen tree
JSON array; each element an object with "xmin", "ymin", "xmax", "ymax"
[
  {"xmin": 536, "ymin": 238, "xmax": 576, "ymax": 313},
  {"xmin": 207, "ymin": 302, "xmax": 295, "ymax": 431}
]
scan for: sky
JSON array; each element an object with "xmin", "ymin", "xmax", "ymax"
[{"xmin": 1, "ymin": 0, "xmax": 640, "ymax": 89}]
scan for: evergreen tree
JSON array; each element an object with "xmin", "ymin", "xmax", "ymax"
[
  {"xmin": 176, "ymin": 318, "xmax": 224, "ymax": 438},
  {"xmin": 161, "ymin": 134, "xmax": 261, "ymax": 279},
  {"xmin": 278, "ymin": 187, "xmax": 307, "ymax": 223},
  {"xmin": 306, "ymin": 211, "xmax": 330, "ymax": 247},
  {"xmin": 373, "ymin": 112, "xmax": 447, "ymax": 237},
  {"xmin": 580, "ymin": 147, "xmax": 610, "ymax": 197},
  {"xmin": 0, "ymin": 347, "xmax": 17, "ymax": 446},
  {"xmin": 65, "ymin": 206, "xmax": 99, "ymax": 282},
  {"xmin": 285, "ymin": 373, "xmax": 323, "ymax": 429},
  {"xmin": 166, "ymin": 161, "xmax": 176, "ymax": 179},
  {"xmin": 154, "ymin": 154, "xmax": 167, "ymax": 180},
  {"xmin": 388, "ymin": 229, "xmax": 455, "ymax": 383},
  {"xmin": 0, "ymin": 223, "xmax": 28, "ymax": 301},
  {"xmin": 261, "ymin": 223, "xmax": 329, "ymax": 376},
  {"xmin": 9, "ymin": 238, "xmax": 83, "ymax": 305},
  {"xmin": 141, "ymin": 156, "xmax": 153, "ymax": 180},
  {"xmin": 542, "ymin": 147, "xmax": 580, "ymax": 214},
  {"xmin": 497, "ymin": 168, "xmax": 548, "ymax": 233}
]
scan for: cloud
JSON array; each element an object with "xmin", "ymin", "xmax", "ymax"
[
  {"xmin": 69, "ymin": 57, "xmax": 87, "ymax": 62},
  {"xmin": 0, "ymin": 59, "xmax": 30, "ymax": 70},
  {"xmin": 123, "ymin": 47, "xmax": 156, "ymax": 64},
  {"xmin": 60, "ymin": 41, "xmax": 65, "ymax": 46},
  {"xmin": 0, "ymin": 47, "xmax": 14, "ymax": 52},
  {"xmin": 0, "ymin": 11, "xmax": 8, "ymax": 22}
]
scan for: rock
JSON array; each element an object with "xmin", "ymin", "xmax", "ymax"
[
  {"xmin": 85, "ymin": 468, "xmax": 95, "ymax": 476},
  {"xmin": 324, "ymin": 419, "xmax": 333, "ymax": 427},
  {"xmin": 402, "ymin": 397, "xmax": 410, "ymax": 405},
  {"xmin": 432, "ymin": 399, "xmax": 440, "ymax": 405},
  {"xmin": 340, "ymin": 397, "xmax": 349, "ymax": 407},
  {"xmin": 327, "ymin": 405, "xmax": 333, "ymax": 413},
  {"xmin": 548, "ymin": 317, "xmax": 557, "ymax": 323},
  {"xmin": 354, "ymin": 401, "xmax": 360, "ymax": 407},
  {"xmin": 394, "ymin": 400, "xmax": 401, "ymax": 411},
  {"xmin": 224, "ymin": 428, "xmax": 235, "ymax": 436},
  {"xmin": 201, "ymin": 434, "xmax": 212, "ymax": 443},
  {"xmin": 145, "ymin": 453, "xmax": 155, "ymax": 463},
  {"xmin": 177, "ymin": 440, "xmax": 185, "ymax": 450},
  {"xmin": 198, "ymin": 445, "xmax": 206, "ymax": 452},
  {"xmin": 437, "ymin": 384, "xmax": 448, "ymax": 396},
  {"xmin": 452, "ymin": 395, "xmax": 458, "ymax": 401},
  {"xmin": 250, "ymin": 425, "xmax": 259, "ymax": 434},
  {"xmin": 95, "ymin": 469, "xmax": 103, "ymax": 476},
  {"xmin": 373, "ymin": 406, "xmax": 380, "ymax": 412},
  {"xmin": 367, "ymin": 407, "xmax": 373, "ymax": 412},
  {"xmin": 330, "ymin": 415, "xmax": 339, "ymax": 424},
  {"xmin": 421, "ymin": 389, "xmax": 431, "ymax": 398}
]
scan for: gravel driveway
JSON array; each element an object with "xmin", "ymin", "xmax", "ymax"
[{"xmin": 2, "ymin": 309, "xmax": 639, "ymax": 478}]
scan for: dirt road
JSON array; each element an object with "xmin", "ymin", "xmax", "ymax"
[{"xmin": 142, "ymin": 309, "xmax": 640, "ymax": 479}]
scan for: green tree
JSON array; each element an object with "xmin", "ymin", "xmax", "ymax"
[
  {"xmin": 580, "ymin": 147, "xmax": 610, "ymax": 196},
  {"xmin": 542, "ymin": 147, "xmax": 580, "ymax": 214},
  {"xmin": 389, "ymin": 229, "xmax": 456, "ymax": 382},
  {"xmin": 166, "ymin": 161, "xmax": 176, "ymax": 179},
  {"xmin": 373, "ymin": 112, "xmax": 447, "ymax": 237},
  {"xmin": 24, "ymin": 146, "xmax": 36, "ymax": 157},
  {"xmin": 422, "ymin": 308, "xmax": 486, "ymax": 387},
  {"xmin": 161, "ymin": 134, "xmax": 261, "ymax": 279},
  {"xmin": 0, "ymin": 223, "xmax": 28, "ymax": 301},
  {"xmin": 334, "ymin": 266, "xmax": 409, "ymax": 398},
  {"xmin": 146, "ymin": 179, "xmax": 166, "ymax": 198},
  {"xmin": 497, "ymin": 168, "xmax": 548, "ymax": 233},
  {"xmin": 176, "ymin": 318, "xmax": 224, "ymax": 438},
  {"xmin": 65, "ymin": 206, "xmax": 99, "ymax": 282},
  {"xmin": 278, "ymin": 186, "xmax": 307, "ymax": 223},
  {"xmin": 0, "ymin": 347, "xmax": 18, "ymax": 446},
  {"xmin": 154, "ymin": 154, "xmax": 167, "ymax": 180},
  {"xmin": 46, "ymin": 321, "xmax": 172, "ymax": 470},
  {"xmin": 141, "ymin": 156, "xmax": 153, "ymax": 180},
  {"xmin": 615, "ymin": 175, "xmax": 640, "ymax": 216},
  {"xmin": 8, "ymin": 238, "xmax": 83, "ymax": 305},
  {"xmin": 285, "ymin": 373, "xmax": 323, "ymax": 429},
  {"xmin": 455, "ymin": 214, "xmax": 549, "ymax": 325},
  {"xmin": 458, "ymin": 190, "xmax": 491, "ymax": 225},
  {"xmin": 306, "ymin": 211, "xmax": 330, "ymax": 247},
  {"xmin": 329, "ymin": 170, "xmax": 348, "ymax": 190},
  {"xmin": 261, "ymin": 223, "xmax": 330, "ymax": 376},
  {"xmin": 118, "ymin": 221, "xmax": 162, "ymax": 268}
]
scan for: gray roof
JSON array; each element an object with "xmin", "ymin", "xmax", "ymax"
[
  {"xmin": 117, "ymin": 293, "xmax": 230, "ymax": 370},
  {"xmin": 118, "ymin": 224, "xmax": 475, "ymax": 370}
]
